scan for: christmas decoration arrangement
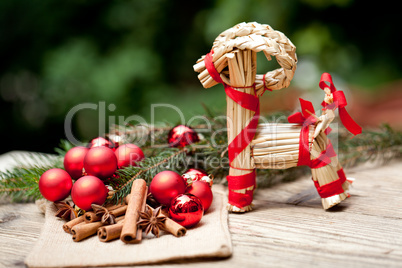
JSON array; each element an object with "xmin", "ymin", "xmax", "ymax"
[
  {"xmin": 1, "ymin": 24, "xmax": 402, "ymax": 263},
  {"xmin": 33, "ymin": 131, "xmax": 216, "ymax": 244}
]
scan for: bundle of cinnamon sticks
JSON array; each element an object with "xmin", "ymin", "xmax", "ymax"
[{"xmin": 61, "ymin": 179, "xmax": 186, "ymax": 243}]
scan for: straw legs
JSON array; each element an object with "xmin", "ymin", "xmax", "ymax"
[{"xmin": 226, "ymin": 123, "xmax": 352, "ymax": 212}]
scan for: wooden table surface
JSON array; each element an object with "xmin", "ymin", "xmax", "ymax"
[{"xmin": 1, "ymin": 152, "xmax": 401, "ymax": 268}]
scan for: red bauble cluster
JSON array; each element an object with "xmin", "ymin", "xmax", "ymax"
[
  {"xmin": 40, "ymin": 138, "xmax": 144, "ymax": 211},
  {"xmin": 149, "ymin": 168, "xmax": 214, "ymax": 228},
  {"xmin": 64, "ymin": 138, "xmax": 145, "ymax": 181},
  {"xmin": 167, "ymin": 125, "xmax": 199, "ymax": 147},
  {"xmin": 38, "ymin": 168, "xmax": 107, "ymax": 210}
]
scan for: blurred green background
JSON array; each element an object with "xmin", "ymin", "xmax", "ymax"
[{"xmin": 1, "ymin": 0, "xmax": 401, "ymax": 154}]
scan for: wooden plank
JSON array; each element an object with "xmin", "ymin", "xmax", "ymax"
[
  {"xmin": 1, "ymin": 151, "xmax": 402, "ymax": 268},
  {"xmin": 0, "ymin": 201, "xmax": 44, "ymax": 267}
]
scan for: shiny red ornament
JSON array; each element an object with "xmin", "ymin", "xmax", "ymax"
[
  {"xmin": 88, "ymin": 137, "xmax": 116, "ymax": 150},
  {"xmin": 169, "ymin": 194, "xmax": 204, "ymax": 228},
  {"xmin": 186, "ymin": 180, "xmax": 213, "ymax": 212},
  {"xmin": 107, "ymin": 134, "xmax": 123, "ymax": 148},
  {"xmin": 83, "ymin": 147, "xmax": 118, "ymax": 180},
  {"xmin": 71, "ymin": 175, "xmax": 108, "ymax": 211},
  {"xmin": 167, "ymin": 125, "xmax": 199, "ymax": 147},
  {"xmin": 150, "ymin": 171, "xmax": 187, "ymax": 206},
  {"xmin": 199, "ymin": 175, "xmax": 214, "ymax": 187},
  {"xmin": 39, "ymin": 168, "xmax": 73, "ymax": 202},
  {"xmin": 182, "ymin": 168, "xmax": 207, "ymax": 181},
  {"xmin": 64, "ymin": 146, "xmax": 89, "ymax": 179},
  {"xmin": 182, "ymin": 168, "xmax": 213, "ymax": 188},
  {"xmin": 114, "ymin": 144, "xmax": 144, "ymax": 168}
]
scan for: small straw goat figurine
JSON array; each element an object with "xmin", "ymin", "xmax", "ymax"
[{"xmin": 193, "ymin": 22, "xmax": 362, "ymax": 212}]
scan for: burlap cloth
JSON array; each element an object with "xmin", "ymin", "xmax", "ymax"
[{"xmin": 25, "ymin": 186, "xmax": 232, "ymax": 267}]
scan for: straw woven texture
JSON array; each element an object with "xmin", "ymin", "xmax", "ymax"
[{"xmin": 194, "ymin": 22, "xmax": 297, "ymax": 94}]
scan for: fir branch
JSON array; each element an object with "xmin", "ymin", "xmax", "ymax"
[
  {"xmin": 108, "ymin": 147, "xmax": 188, "ymax": 204},
  {"xmin": 338, "ymin": 124, "xmax": 402, "ymax": 167},
  {"xmin": 0, "ymin": 164, "xmax": 61, "ymax": 201},
  {"xmin": 2, "ymin": 113, "xmax": 402, "ymax": 203},
  {"xmin": 0, "ymin": 152, "xmax": 63, "ymax": 201},
  {"xmin": 54, "ymin": 139, "xmax": 75, "ymax": 156}
]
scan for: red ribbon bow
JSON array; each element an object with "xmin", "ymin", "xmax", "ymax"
[
  {"xmin": 288, "ymin": 98, "xmax": 317, "ymax": 126},
  {"xmin": 288, "ymin": 98, "xmax": 338, "ymax": 168},
  {"xmin": 319, "ymin": 73, "xmax": 362, "ymax": 136}
]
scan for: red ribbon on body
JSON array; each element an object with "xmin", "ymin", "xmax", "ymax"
[{"xmin": 205, "ymin": 51, "xmax": 259, "ymax": 209}]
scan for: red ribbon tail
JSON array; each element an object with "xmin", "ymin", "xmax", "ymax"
[
  {"xmin": 288, "ymin": 112, "xmax": 304, "ymax": 124},
  {"xmin": 339, "ymin": 107, "xmax": 362, "ymax": 136},
  {"xmin": 299, "ymin": 98, "xmax": 315, "ymax": 118}
]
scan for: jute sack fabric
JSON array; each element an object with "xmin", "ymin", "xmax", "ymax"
[{"xmin": 25, "ymin": 186, "xmax": 232, "ymax": 267}]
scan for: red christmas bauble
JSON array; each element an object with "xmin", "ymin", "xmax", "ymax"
[
  {"xmin": 39, "ymin": 168, "xmax": 73, "ymax": 202},
  {"xmin": 88, "ymin": 137, "xmax": 116, "ymax": 150},
  {"xmin": 186, "ymin": 180, "xmax": 213, "ymax": 212},
  {"xmin": 182, "ymin": 168, "xmax": 213, "ymax": 187},
  {"xmin": 182, "ymin": 168, "xmax": 208, "ymax": 181},
  {"xmin": 199, "ymin": 175, "xmax": 214, "ymax": 187},
  {"xmin": 149, "ymin": 171, "xmax": 187, "ymax": 206},
  {"xmin": 167, "ymin": 125, "xmax": 199, "ymax": 147},
  {"xmin": 114, "ymin": 144, "xmax": 144, "ymax": 168},
  {"xmin": 64, "ymin": 146, "xmax": 89, "ymax": 179},
  {"xmin": 108, "ymin": 134, "xmax": 123, "ymax": 148},
  {"xmin": 71, "ymin": 175, "xmax": 108, "ymax": 211},
  {"xmin": 84, "ymin": 147, "xmax": 118, "ymax": 179},
  {"xmin": 169, "ymin": 194, "xmax": 204, "ymax": 228}
]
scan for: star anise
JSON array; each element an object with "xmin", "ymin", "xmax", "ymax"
[
  {"xmin": 138, "ymin": 206, "xmax": 166, "ymax": 237},
  {"xmin": 146, "ymin": 192, "xmax": 160, "ymax": 208},
  {"xmin": 54, "ymin": 201, "xmax": 77, "ymax": 221},
  {"xmin": 91, "ymin": 204, "xmax": 117, "ymax": 224}
]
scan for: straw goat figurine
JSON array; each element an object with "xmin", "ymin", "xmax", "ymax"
[{"xmin": 193, "ymin": 22, "xmax": 361, "ymax": 212}]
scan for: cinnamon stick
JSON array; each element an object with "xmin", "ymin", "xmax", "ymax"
[
  {"xmin": 120, "ymin": 179, "xmax": 147, "ymax": 244},
  {"xmin": 98, "ymin": 220, "xmax": 125, "ymax": 242},
  {"xmin": 71, "ymin": 215, "xmax": 124, "ymax": 242},
  {"xmin": 63, "ymin": 215, "xmax": 85, "ymax": 234},
  {"xmin": 147, "ymin": 205, "xmax": 186, "ymax": 237},
  {"xmin": 84, "ymin": 204, "xmax": 128, "ymax": 223},
  {"xmin": 83, "ymin": 211, "xmax": 97, "ymax": 223}
]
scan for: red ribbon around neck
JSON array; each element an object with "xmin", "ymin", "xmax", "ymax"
[
  {"xmin": 319, "ymin": 73, "xmax": 362, "ymax": 136},
  {"xmin": 205, "ymin": 50, "xmax": 258, "ymax": 209}
]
